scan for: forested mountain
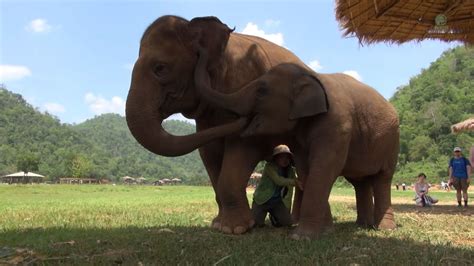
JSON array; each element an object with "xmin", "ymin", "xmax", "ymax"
[
  {"xmin": 1, "ymin": 46, "xmax": 472, "ymax": 185},
  {"xmin": 0, "ymin": 88, "xmax": 207, "ymax": 184},
  {"xmin": 390, "ymin": 45, "xmax": 473, "ymax": 183}
]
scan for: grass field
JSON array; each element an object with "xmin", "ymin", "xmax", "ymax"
[{"xmin": 0, "ymin": 185, "xmax": 473, "ymax": 265}]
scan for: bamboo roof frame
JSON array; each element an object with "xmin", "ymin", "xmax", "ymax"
[
  {"xmin": 451, "ymin": 117, "xmax": 474, "ymax": 133},
  {"xmin": 336, "ymin": 0, "xmax": 474, "ymax": 44}
]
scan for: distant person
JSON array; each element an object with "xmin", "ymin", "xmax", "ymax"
[
  {"xmin": 252, "ymin": 145, "xmax": 303, "ymax": 227},
  {"xmin": 395, "ymin": 183, "xmax": 399, "ymax": 190},
  {"xmin": 402, "ymin": 183, "xmax": 406, "ymax": 191},
  {"xmin": 414, "ymin": 173, "xmax": 438, "ymax": 207},
  {"xmin": 449, "ymin": 147, "xmax": 472, "ymax": 208},
  {"xmin": 441, "ymin": 181, "xmax": 449, "ymax": 191}
]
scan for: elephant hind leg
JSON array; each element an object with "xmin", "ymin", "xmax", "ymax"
[
  {"xmin": 373, "ymin": 170, "xmax": 396, "ymax": 230},
  {"xmin": 346, "ymin": 177, "xmax": 375, "ymax": 228}
]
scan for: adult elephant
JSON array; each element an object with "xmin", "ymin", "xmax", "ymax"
[
  {"xmin": 126, "ymin": 15, "xmax": 306, "ymax": 235},
  {"xmin": 194, "ymin": 46, "xmax": 400, "ymax": 238}
]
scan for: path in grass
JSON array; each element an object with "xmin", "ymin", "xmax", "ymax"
[{"xmin": 0, "ymin": 185, "xmax": 472, "ymax": 265}]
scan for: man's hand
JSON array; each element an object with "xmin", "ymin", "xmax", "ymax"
[{"xmin": 295, "ymin": 179, "xmax": 304, "ymax": 191}]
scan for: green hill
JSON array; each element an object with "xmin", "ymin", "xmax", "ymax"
[
  {"xmin": 390, "ymin": 45, "xmax": 473, "ymax": 183},
  {"xmin": 0, "ymin": 88, "xmax": 207, "ymax": 183}
]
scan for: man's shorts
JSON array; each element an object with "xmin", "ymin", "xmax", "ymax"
[{"xmin": 452, "ymin": 177, "xmax": 470, "ymax": 190}]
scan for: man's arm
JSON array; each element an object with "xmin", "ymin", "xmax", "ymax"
[
  {"xmin": 467, "ymin": 163, "xmax": 471, "ymax": 184},
  {"xmin": 264, "ymin": 164, "xmax": 296, "ymax": 187}
]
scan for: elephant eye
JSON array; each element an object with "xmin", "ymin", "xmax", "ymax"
[{"xmin": 153, "ymin": 63, "xmax": 168, "ymax": 77}]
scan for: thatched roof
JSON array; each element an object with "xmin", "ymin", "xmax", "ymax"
[
  {"xmin": 2, "ymin": 171, "xmax": 44, "ymax": 178},
  {"xmin": 336, "ymin": 0, "xmax": 474, "ymax": 44},
  {"xmin": 451, "ymin": 117, "xmax": 474, "ymax": 133}
]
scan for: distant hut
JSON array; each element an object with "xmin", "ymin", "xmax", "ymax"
[
  {"xmin": 161, "ymin": 178, "xmax": 171, "ymax": 184},
  {"xmin": 136, "ymin": 177, "xmax": 147, "ymax": 184},
  {"xmin": 152, "ymin": 180, "xmax": 165, "ymax": 186},
  {"xmin": 336, "ymin": 0, "xmax": 474, "ymax": 45},
  {"xmin": 59, "ymin": 177, "xmax": 98, "ymax": 184},
  {"xmin": 1, "ymin": 171, "xmax": 44, "ymax": 184},
  {"xmin": 122, "ymin": 176, "xmax": 136, "ymax": 184},
  {"xmin": 171, "ymin": 178, "xmax": 182, "ymax": 185}
]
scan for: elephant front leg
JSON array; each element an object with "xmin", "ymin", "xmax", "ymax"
[
  {"xmin": 215, "ymin": 140, "xmax": 261, "ymax": 234},
  {"xmin": 198, "ymin": 138, "xmax": 225, "ymax": 229},
  {"xmin": 292, "ymin": 143, "xmax": 347, "ymax": 239},
  {"xmin": 291, "ymin": 165, "xmax": 338, "ymax": 239}
]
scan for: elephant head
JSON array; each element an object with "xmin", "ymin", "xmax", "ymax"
[
  {"xmin": 126, "ymin": 16, "xmax": 245, "ymax": 157},
  {"xmin": 194, "ymin": 47, "xmax": 329, "ymax": 137}
]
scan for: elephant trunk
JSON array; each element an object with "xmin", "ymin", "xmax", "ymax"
[
  {"xmin": 126, "ymin": 57, "xmax": 246, "ymax": 157},
  {"xmin": 194, "ymin": 49, "xmax": 256, "ymax": 115}
]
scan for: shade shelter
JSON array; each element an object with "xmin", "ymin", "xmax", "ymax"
[
  {"xmin": 451, "ymin": 117, "xmax": 474, "ymax": 165},
  {"xmin": 1, "ymin": 171, "xmax": 44, "ymax": 184},
  {"xmin": 336, "ymin": 0, "xmax": 474, "ymax": 45},
  {"xmin": 451, "ymin": 117, "xmax": 474, "ymax": 133}
]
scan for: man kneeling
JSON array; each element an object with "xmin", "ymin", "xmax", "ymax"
[{"xmin": 252, "ymin": 145, "xmax": 303, "ymax": 227}]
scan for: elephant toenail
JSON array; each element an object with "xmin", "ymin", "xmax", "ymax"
[
  {"xmin": 221, "ymin": 226, "xmax": 232, "ymax": 234},
  {"xmin": 212, "ymin": 222, "xmax": 221, "ymax": 229},
  {"xmin": 233, "ymin": 226, "xmax": 246, "ymax": 234}
]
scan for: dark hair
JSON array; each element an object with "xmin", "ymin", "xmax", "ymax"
[{"xmin": 417, "ymin": 173, "xmax": 427, "ymax": 178}]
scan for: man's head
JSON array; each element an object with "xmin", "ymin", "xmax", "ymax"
[
  {"xmin": 272, "ymin": 145, "xmax": 293, "ymax": 168},
  {"xmin": 453, "ymin": 147, "xmax": 462, "ymax": 157}
]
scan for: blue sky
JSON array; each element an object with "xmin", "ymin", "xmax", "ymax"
[{"xmin": 0, "ymin": 0, "xmax": 460, "ymax": 124}]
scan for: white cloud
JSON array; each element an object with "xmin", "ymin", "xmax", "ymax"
[
  {"xmin": 25, "ymin": 18, "xmax": 52, "ymax": 33},
  {"xmin": 0, "ymin": 65, "xmax": 32, "ymax": 81},
  {"xmin": 343, "ymin": 70, "xmax": 362, "ymax": 81},
  {"xmin": 44, "ymin": 102, "xmax": 65, "ymax": 114},
  {"xmin": 241, "ymin": 22, "xmax": 284, "ymax": 46},
  {"xmin": 308, "ymin": 60, "xmax": 323, "ymax": 72},
  {"xmin": 265, "ymin": 19, "xmax": 281, "ymax": 27},
  {"xmin": 85, "ymin": 93, "xmax": 125, "ymax": 115}
]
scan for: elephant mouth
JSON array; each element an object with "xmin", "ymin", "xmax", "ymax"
[{"xmin": 182, "ymin": 101, "xmax": 207, "ymax": 119}]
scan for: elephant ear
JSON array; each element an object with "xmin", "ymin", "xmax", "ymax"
[
  {"xmin": 187, "ymin": 16, "xmax": 234, "ymax": 69},
  {"xmin": 289, "ymin": 74, "xmax": 329, "ymax": 120}
]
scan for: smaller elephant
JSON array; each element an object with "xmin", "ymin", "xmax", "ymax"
[{"xmin": 194, "ymin": 45, "xmax": 328, "ymax": 137}]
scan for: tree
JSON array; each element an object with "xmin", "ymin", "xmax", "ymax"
[
  {"xmin": 16, "ymin": 153, "xmax": 39, "ymax": 173},
  {"xmin": 68, "ymin": 155, "xmax": 92, "ymax": 178}
]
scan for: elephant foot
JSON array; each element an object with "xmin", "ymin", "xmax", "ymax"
[
  {"xmin": 376, "ymin": 208, "xmax": 396, "ymax": 230},
  {"xmin": 377, "ymin": 217, "xmax": 396, "ymax": 230},
  {"xmin": 217, "ymin": 207, "xmax": 255, "ymax": 235},
  {"xmin": 211, "ymin": 216, "xmax": 221, "ymax": 229}
]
